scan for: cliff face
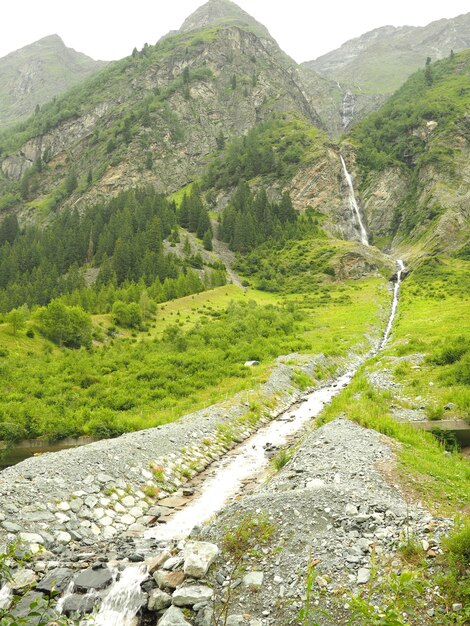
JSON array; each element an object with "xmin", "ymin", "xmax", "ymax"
[
  {"xmin": 303, "ymin": 12, "xmax": 470, "ymax": 128},
  {"xmin": 0, "ymin": 22, "xmax": 324, "ymax": 215},
  {"xmin": 0, "ymin": 35, "xmax": 106, "ymax": 130}
]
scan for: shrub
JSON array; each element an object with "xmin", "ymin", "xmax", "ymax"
[
  {"xmin": 112, "ymin": 301, "xmax": 142, "ymax": 329},
  {"xmin": 37, "ymin": 301, "xmax": 92, "ymax": 348}
]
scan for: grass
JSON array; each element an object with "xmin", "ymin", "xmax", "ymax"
[
  {"xmin": 0, "ymin": 276, "xmax": 387, "ymax": 443},
  {"xmin": 316, "ymin": 258, "xmax": 470, "ymax": 515}
]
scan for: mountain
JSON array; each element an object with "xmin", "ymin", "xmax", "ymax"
[
  {"xmin": 304, "ymin": 12, "xmax": 470, "ymax": 127},
  {"xmin": 180, "ymin": 0, "xmax": 271, "ymax": 39},
  {"xmin": 0, "ymin": 35, "xmax": 107, "ymax": 130},
  {"xmin": 349, "ymin": 49, "xmax": 470, "ymax": 259},
  {"xmin": 0, "ymin": 1, "xmax": 327, "ymax": 214}
]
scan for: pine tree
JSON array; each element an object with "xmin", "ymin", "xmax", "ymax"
[
  {"xmin": 197, "ymin": 207, "xmax": 212, "ymax": 239},
  {"xmin": 203, "ymin": 230, "xmax": 213, "ymax": 251}
]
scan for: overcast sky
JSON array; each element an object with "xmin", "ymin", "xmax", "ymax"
[{"xmin": 1, "ymin": 0, "xmax": 469, "ymax": 63}]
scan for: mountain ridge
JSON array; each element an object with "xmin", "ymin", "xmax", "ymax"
[{"xmin": 0, "ymin": 34, "xmax": 107, "ymax": 130}]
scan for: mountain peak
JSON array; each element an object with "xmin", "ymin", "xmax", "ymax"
[{"xmin": 179, "ymin": 0, "xmax": 271, "ymax": 38}]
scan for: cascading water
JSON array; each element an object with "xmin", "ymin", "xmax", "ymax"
[
  {"xmin": 380, "ymin": 260, "xmax": 405, "ymax": 350},
  {"xmin": 78, "ymin": 259, "xmax": 407, "ymax": 625},
  {"xmin": 89, "ymin": 565, "xmax": 147, "ymax": 626},
  {"xmin": 340, "ymin": 155, "xmax": 369, "ymax": 246}
]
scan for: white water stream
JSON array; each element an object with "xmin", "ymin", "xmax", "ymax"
[
  {"xmin": 90, "ymin": 566, "xmax": 147, "ymax": 626},
  {"xmin": 340, "ymin": 155, "xmax": 369, "ymax": 246},
  {"xmin": 83, "ymin": 260, "xmax": 406, "ymax": 625},
  {"xmin": 380, "ymin": 260, "xmax": 405, "ymax": 350}
]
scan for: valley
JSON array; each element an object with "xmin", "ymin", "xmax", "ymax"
[{"xmin": 0, "ymin": 1, "xmax": 468, "ymax": 625}]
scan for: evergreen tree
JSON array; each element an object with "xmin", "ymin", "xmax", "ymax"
[
  {"xmin": 197, "ymin": 207, "xmax": 212, "ymax": 239},
  {"xmin": 203, "ymin": 230, "xmax": 213, "ymax": 251}
]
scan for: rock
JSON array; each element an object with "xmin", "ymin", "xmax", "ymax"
[
  {"xmin": 57, "ymin": 501, "xmax": 71, "ymax": 512},
  {"xmin": 163, "ymin": 556, "xmax": 184, "ymax": 570},
  {"xmin": 122, "ymin": 495, "xmax": 135, "ymax": 507},
  {"xmin": 172, "ymin": 584, "xmax": 214, "ymax": 606},
  {"xmin": 345, "ymin": 504, "xmax": 358, "ymax": 516},
  {"xmin": 9, "ymin": 568, "xmax": 38, "ymax": 592},
  {"xmin": 183, "ymin": 541, "xmax": 219, "ymax": 578},
  {"xmin": 306, "ymin": 479, "xmax": 325, "ymax": 489},
  {"xmin": 10, "ymin": 591, "xmax": 53, "ymax": 625},
  {"xmin": 244, "ymin": 360, "xmax": 260, "ymax": 367},
  {"xmin": 56, "ymin": 531, "xmax": 72, "ymax": 545},
  {"xmin": 195, "ymin": 606, "xmax": 214, "ymax": 626},
  {"xmin": 36, "ymin": 568, "xmax": 74, "ymax": 595},
  {"xmin": 2, "ymin": 521, "xmax": 22, "ymax": 532},
  {"xmin": 18, "ymin": 532, "xmax": 45, "ymax": 546},
  {"xmin": 243, "ymin": 571, "xmax": 264, "ymax": 589},
  {"xmin": 154, "ymin": 570, "xmax": 185, "ymax": 590},
  {"xmin": 357, "ymin": 568, "xmax": 371, "ymax": 585},
  {"xmin": 148, "ymin": 588, "xmax": 172, "ymax": 611},
  {"xmin": 452, "ymin": 603, "xmax": 463, "ymax": 612},
  {"xmin": 73, "ymin": 566, "xmax": 114, "ymax": 592},
  {"xmin": 129, "ymin": 553, "xmax": 145, "ymax": 563},
  {"xmin": 159, "ymin": 605, "xmax": 191, "ymax": 625},
  {"xmin": 147, "ymin": 551, "xmax": 171, "ymax": 574},
  {"xmin": 62, "ymin": 593, "xmax": 99, "ymax": 616}
]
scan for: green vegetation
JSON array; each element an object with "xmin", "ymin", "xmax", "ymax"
[
  {"xmin": 204, "ymin": 112, "xmax": 327, "ymax": 189},
  {"xmin": 317, "ymin": 258, "xmax": 470, "ymax": 516},
  {"xmin": 351, "ymin": 50, "xmax": 470, "ymax": 174},
  {"xmin": 0, "ymin": 275, "xmax": 386, "ymax": 443},
  {"xmin": 0, "ymin": 186, "xmax": 223, "ymax": 314}
]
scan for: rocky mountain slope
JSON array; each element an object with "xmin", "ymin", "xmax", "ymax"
[
  {"xmin": 348, "ymin": 49, "xmax": 470, "ymax": 260},
  {"xmin": 0, "ymin": 3, "xmax": 326, "ymax": 217},
  {"xmin": 0, "ymin": 35, "xmax": 106, "ymax": 130},
  {"xmin": 304, "ymin": 12, "xmax": 470, "ymax": 128}
]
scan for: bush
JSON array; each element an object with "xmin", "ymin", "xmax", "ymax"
[
  {"xmin": 112, "ymin": 301, "xmax": 142, "ymax": 329},
  {"xmin": 37, "ymin": 301, "xmax": 92, "ymax": 348}
]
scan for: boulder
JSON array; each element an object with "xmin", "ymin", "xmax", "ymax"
[
  {"xmin": 9, "ymin": 568, "xmax": 37, "ymax": 592},
  {"xmin": 147, "ymin": 550, "xmax": 171, "ymax": 574},
  {"xmin": 36, "ymin": 568, "xmax": 74, "ymax": 595},
  {"xmin": 148, "ymin": 588, "xmax": 172, "ymax": 611},
  {"xmin": 183, "ymin": 541, "xmax": 219, "ymax": 578},
  {"xmin": 357, "ymin": 568, "xmax": 371, "ymax": 584},
  {"xmin": 172, "ymin": 584, "xmax": 213, "ymax": 607},
  {"xmin": 154, "ymin": 570, "xmax": 185, "ymax": 590},
  {"xmin": 159, "ymin": 605, "xmax": 192, "ymax": 625},
  {"xmin": 62, "ymin": 593, "xmax": 100, "ymax": 616},
  {"xmin": 73, "ymin": 566, "xmax": 114, "ymax": 592},
  {"xmin": 10, "ymin": 591, "xmax": 53, "ymax": 625}
]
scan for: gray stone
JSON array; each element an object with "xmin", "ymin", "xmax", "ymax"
[
  {"xmin": 357, "ymin": 568, "xmax": 371, "ymax": 584},
  {"xmin": 9, "ymin": 568, "xmax": 38, "ymax": 592},
  {"xmin": 73, "ymin": 566, "xmax": 114, "ymax": 592},
  {"xmin": 243, "ymin": 571, "xmax": 264, "ymax": 589},
  {"xmin": 36, "ymin": 568, "xmax": 74, "ymax": 595},
  {"xmin": 18, "ymin": 532, "xmax": 45, "ymax": 546},
  {"xmin": 159, "ymin": 605, "xmax": 191, "ymax": 625},
  {"xmin": 183, "ymin": 541, "xmax": 219, "ymax": 578},
  {"xmin": 2, "ymin": 521, "xmax": 22, "ymax": 532},
  {"xmin": 62, "ymin": 593, "xmax": 99, "ymax": 616},
  {"xmin": 148, "ymin": 588, "xmax": 172, "ymax": 611},
  {"xmin": 10, "ymin": 591, "xmax": 53, "ymax": 625},
  {"xmin": 195, "ymin": 606, "xmax": 214, "ymax": 626},
  {"xmin": 172, "ymin": 584, "xmax": 214, "ymax": 606}
]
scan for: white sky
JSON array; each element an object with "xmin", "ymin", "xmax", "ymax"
[{"xmin": 1, "ymin": 0, "xmax": 469, "ymax": 63}]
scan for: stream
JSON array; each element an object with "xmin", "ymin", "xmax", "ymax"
[{"xmin": 84, "ymin": 258, "xmax": 406, "ymax": 625}]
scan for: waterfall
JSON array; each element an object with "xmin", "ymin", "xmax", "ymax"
[
  {"xmin": 87, "ymin": 566, "xmax": 147, "ymax": 626},
  {"xmin": 379, "ymin": 260, "xmax": 405, "ymax": 350},
  {"xmin": 340, "ymin": 155, "xmax": 369, "ymax": 246}
]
